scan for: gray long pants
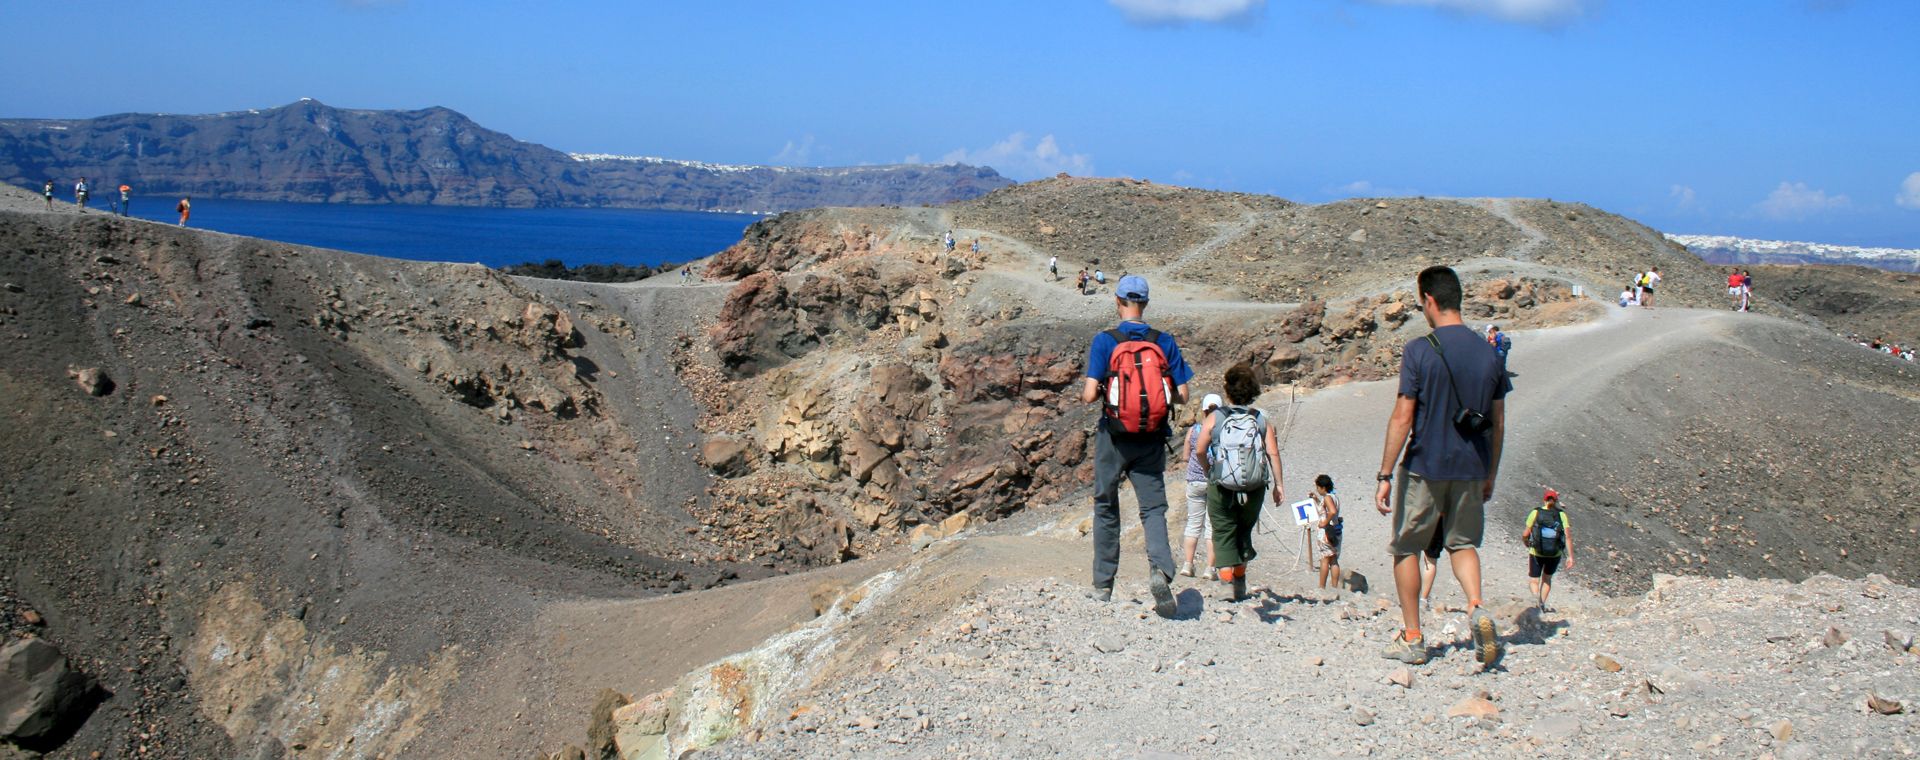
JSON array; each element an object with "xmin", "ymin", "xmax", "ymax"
[{"xmin": 1091, "ymin": 427, "xmax": 1176, "ymax": 589}]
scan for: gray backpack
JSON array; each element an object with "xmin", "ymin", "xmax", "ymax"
[{"xmin": 1207, "ymin": 406, "xmax": 1269, "ymax": 492}]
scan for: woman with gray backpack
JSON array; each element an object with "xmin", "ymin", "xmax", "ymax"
[
  {"xmin": 1522, "ymin": 488, "xmax": 1573, "ymax": 611},
  {"xmin": 1194, "ymin": 362, "xmax": 1285, "ymax": 602}
]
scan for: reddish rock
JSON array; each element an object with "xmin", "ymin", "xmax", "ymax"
[{"xmin": 1279, "ymin": 301, "xmax": 1325, "ymax": 343}]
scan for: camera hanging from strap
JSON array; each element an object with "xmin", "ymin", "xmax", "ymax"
[{"xmin": 1423, "ymin": 333, "xmax": 1493, "ymax": 437}]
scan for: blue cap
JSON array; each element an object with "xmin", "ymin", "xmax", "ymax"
[{"xmin": 1116, "ymin": 274, "xmax": 1150, "ymax": 301}]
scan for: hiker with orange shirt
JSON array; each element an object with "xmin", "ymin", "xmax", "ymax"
[{"xmin": 176, "ymin": 197, "xmax": 192, "ymax": 226}]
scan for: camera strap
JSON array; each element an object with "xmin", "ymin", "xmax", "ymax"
[{"xmin": 1423, "ymin": 332, "xmax": 1478, "ymax": 420}]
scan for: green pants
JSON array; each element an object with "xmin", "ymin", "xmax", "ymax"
[{"xmin": 1207, "ymin": 483, "xmax": 1265, "ymax": 567}]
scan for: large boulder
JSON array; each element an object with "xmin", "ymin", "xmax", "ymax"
[
  {"xmin": 586, "ymin": 688, "xmax": 630, "ymax": 760},
  {"xmin": 1, "ymin": 638, "xmax": 99, "ymax": 748}
]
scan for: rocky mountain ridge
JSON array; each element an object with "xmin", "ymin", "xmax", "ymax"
[{"xmin": 0, "ymin": 100, "xmax": 1011, "ymax": 211}]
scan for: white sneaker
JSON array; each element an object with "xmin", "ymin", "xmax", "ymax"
[{"xmin": 1178, "ymin": 561, "xmax": 1195, "ymax": 578}]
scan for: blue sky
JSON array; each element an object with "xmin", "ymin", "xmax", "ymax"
[{"xmin": 6, "ymin": 0, "xmax": 1917, "ymax": 246}]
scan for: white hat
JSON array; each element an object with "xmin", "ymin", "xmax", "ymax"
[{"xmin": 1201, "ymin": 393, "xmax": 1223, "ymax": 411}]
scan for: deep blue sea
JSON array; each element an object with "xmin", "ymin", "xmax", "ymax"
[{"xmin": 115, "ymin": 196, "xmax": 755, "ymax": 268}]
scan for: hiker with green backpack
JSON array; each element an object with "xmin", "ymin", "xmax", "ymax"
[
  {"xmin": 1194, "ymin": 362, "xmax": 1285, "ymax": 602},
  {"xmin": 1523, "ymin": 489, "xmax": 1574, "ymax": 611}
]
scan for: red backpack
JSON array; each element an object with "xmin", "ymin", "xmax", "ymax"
[{"xmin": 1103, "ymin": 328, "xmax": 1173, "ymax": 434}]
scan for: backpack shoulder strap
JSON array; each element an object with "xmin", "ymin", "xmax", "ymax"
[
  {"xmin": 1142, "ymin": 328, "xmax": 1163, "ymax": 345},
  {"xmin": 1105, "ymin": 328, "xmax": 1128, "ymax": 344}
]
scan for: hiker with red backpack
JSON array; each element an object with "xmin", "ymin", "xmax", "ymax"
[
  {"xmin": 1081, "ymin": 274, "xmax": 1193, "ymax": 617},
  {"xmin": 1193, "ymin": 362, "xmax": 1284, "ymax": 602}
]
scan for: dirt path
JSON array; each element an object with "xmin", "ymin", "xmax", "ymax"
[
  {"xmin": 1467, "ymin": 197, "xmax": 1549, "ymax": 263},
  {"xmin": 685, "ymin": 304, "xmax": 1920, "ymax": 758}
]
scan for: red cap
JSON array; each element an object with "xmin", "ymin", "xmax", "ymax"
[{"xmin": 1543, "ymin": 489, "xmax": 1559, "ymax": 501}]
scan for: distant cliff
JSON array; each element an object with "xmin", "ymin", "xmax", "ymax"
[
  {"xmin": 0, "ymin": 100, "xmax": 1012, "ymax": 211},
  {"xmin": 1670, "ymin": 234, "xmax": 1920, "ymax": 273}
]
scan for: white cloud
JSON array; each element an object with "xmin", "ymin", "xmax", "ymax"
[
  {"xmin": 1898, "ymin": 172, "xmax": 1920, "ymax": 210},
  {"xmin": 1669, "ymin": 184, "xmax": 1697, "ymax": 210},
  {"xmin": 940, "ymin": 133, "xmax": 1093, "ymax": 181},
  {"xmin": 1755, "ymin": 181, "xmax": 1850, "ymax": 220},
  {"xmin": 1328, "ymin": 179, "xmax": 1419, "ymax": 197},
  {"xmin": 773, "ymin": 135, "xmax": 816, "ymax": 165},
  {"xmin": 1359, "ymin": 0, "xmax": 1596, "ymax": 26},
  {"xmin": 1108, "ymin": 0, "xmax": 1265, "ymax": 25}
]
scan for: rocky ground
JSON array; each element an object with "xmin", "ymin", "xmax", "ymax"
[
  {"xmin": 708, "ymin": 573, "xmax": 1920, "ymax": 759},
  {"xmin": 4, "ymin": 176, "xmax": 1919, "ymax": 759},
  {"xmin": 1750, "ymin": 264, "xmax": 1920, "ymax": 349},
  {"xmin": 559, "ymin": 304, "xmax": 1920, "ymax": 760}
]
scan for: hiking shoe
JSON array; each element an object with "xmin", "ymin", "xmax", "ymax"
[
  {"xmin": 1149, "ymin": 571, "xmax": 1177, "ymax": 619},
  {"xmin": 1178, "ymin": 561, "xmax": 1195, "ymax": 578},
  {"xmin": 1088, "ymin": 586, "xmax": 1113, "ymax": 603},
  {"xmin": 1470, "ymin": 607, "xmax": 1503, "ymax": 668},
  {"xmin": 1381, "ymin": 632, "xmax": 1429, "ymax": 665},
  {"xmin": 1230, "ymin": 575, "xmax": 1249, "ymax": 603}
]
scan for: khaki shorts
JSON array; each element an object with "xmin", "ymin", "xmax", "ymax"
[{"xmin": 1389, "ymin": 467, "xmax": 1486, "ymax": 558}]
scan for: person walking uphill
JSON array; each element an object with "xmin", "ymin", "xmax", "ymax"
[
  {"xmin": 1194, "ymin": 363, "xmax": 1284, "ymax": 602},
  {"xmin": 1083, "ymin": 274, "xmax": 1193, "ymax": 618},
  {"xmin": 1374, "ymin": 265, "xmax": 1511, "ymax": 668},
  {"xmin": 42, "ymin": 180, "xmax": 55, "ymax": 211},
  {"xmin": 176, "ymin": 197, "xmax": 192, "ymax": 227}
]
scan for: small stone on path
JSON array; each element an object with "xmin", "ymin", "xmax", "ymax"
[{"xmin": 1448, "ymin": 697, "xmax": 1500, "ymax": 720}]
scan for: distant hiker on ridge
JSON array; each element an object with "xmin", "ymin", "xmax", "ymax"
[
  {"xmin": 1049, "ymin": 255, "xmax": 1059, "ymax": 281},
  {"xmin": 1639, "ymin": 266, "xmax": 1661, "ymax": 309},
  {"xmin": 119, "ymin": 184, "xmax": 132, "ymax": 217},
  {"xmin": 74, "ymin": 178, "xmax": 90, "ymax": 212},
  {"xmin": 1739, "ymin": 270, "xmax": 1753, "ymax": 312},
  {"xmin": 1195, "ymin": 362, "xmax": 1283, "ymax": 602},
  {"xmin": 1083, "ymin": 274, "xmax": 1192, "ymax": 618},
  {"xmin": 1179, "ymin": 393, "xmax": 1222, "ymax": 579},
  {"xmin": 42, "ymin": 180, "xmax": 55, "ymax": 211},
  {"xmin": 176, "ymin": 197, "xmax": 192, "ymax": 226},
  {"xmin": 1374, "ymin": 265, "xmax": 1510, "ymax": 668}
]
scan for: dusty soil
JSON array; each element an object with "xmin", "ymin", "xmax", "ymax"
[
  {"xmin": 3, "ymin": 176, "xmax": 1918, "ymax": 759},
  {"xmin": 1748, "ymin": 263, "xmax": 1920, "ymax": 348}
]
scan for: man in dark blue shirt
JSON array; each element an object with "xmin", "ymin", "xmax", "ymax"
[
  {"xmin": 1082, "ymin": 275, "xmax": 1193, "ymax": 616},
  {"xmin": 1374, "ymin": 266, "xmax": 1511, "ymax": 668}
]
